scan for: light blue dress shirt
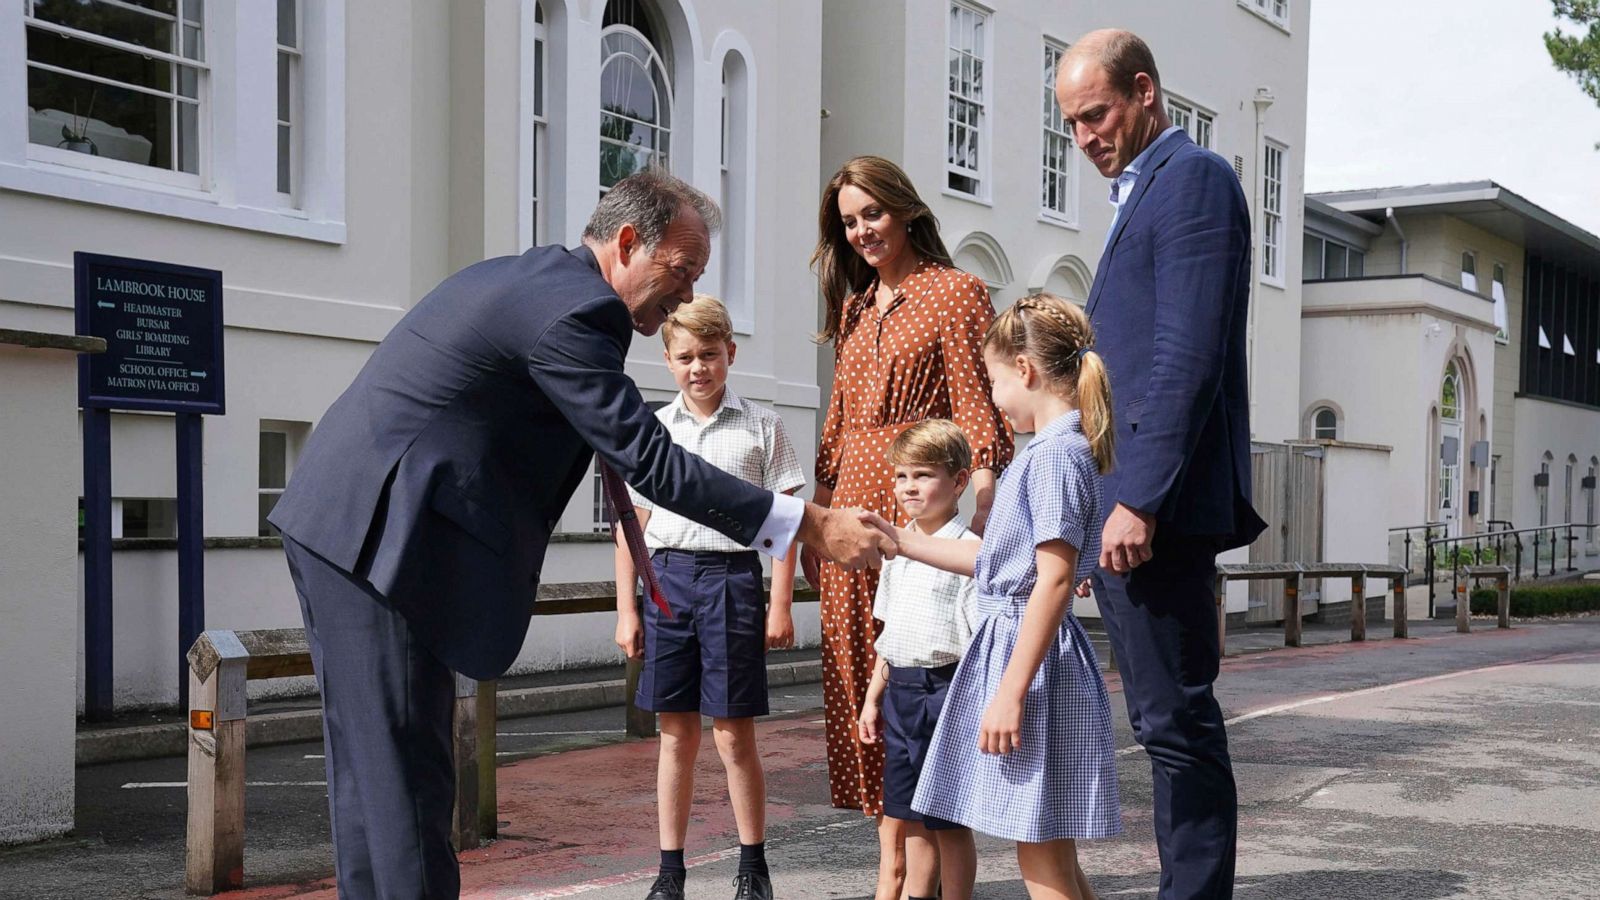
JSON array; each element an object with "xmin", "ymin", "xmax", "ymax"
[{"xmin": 1104, "ymin": 125, "xmax": 1185, "ymax": 249}]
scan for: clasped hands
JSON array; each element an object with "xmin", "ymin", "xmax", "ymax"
[{"xmin": 796, "ymin": 502, "xmax": 900, "ymax": 582}]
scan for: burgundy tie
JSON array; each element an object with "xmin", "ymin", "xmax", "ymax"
[{"xmin": 599, "ymin": 463, "xmax": 674, "ymax": 618}]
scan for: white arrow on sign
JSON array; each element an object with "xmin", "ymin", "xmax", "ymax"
[
  {"xmin": 96, "ymin": 301, "xmax": 116, "ymax": 309},
  {"xmin": 190, "ymin": 371, "xmax": 207, "ymax": 379}
]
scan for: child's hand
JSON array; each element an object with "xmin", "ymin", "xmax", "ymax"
[
  {"xmin": 978, "ymin": 693, "xmax": 1024, "ymax": 755},
  {"xmin": 857, "ymin": 702, "xmax": 882, "ymax": 744},
  {"xmin": 614, "ymin": 615, "xmax": 644, "ymax": 660},
  {"xmin": 766, "ymin": 604, "xmax": 795, "ymax": 652},
  {"xmin": 1075, "ymin": 578, "xmax": 1092, "ymax": 598}
]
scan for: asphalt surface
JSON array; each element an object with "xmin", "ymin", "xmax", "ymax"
[{"xmin": 3, "ymin": 617, "xmax": 1598, "ymax": 899}]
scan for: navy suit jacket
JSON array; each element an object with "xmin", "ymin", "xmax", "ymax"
[
  {"xmin": 1087, "ymin": 131, "xmax": 1266, "ymax": 550},
  {"xmin": 269, "ymin": 245, "xmax": 775, "ymax": 679}
]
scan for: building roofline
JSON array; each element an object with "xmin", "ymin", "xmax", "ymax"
[
  {"xmin": 1309, "ymin": 181, "xmax": 1600, "ymax": 257},
  {"xmin": 1304, "ymin": 196, "xmax": 1385, "ymax": 236}
]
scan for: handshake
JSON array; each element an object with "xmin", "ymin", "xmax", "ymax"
[{"xmin": 795, "ymin": 503, "xmax": 901, "ymax": 585}]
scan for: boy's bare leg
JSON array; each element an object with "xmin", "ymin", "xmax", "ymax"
[
  {"xmin": 875, "ymin": 814, "xmax": 907, "ymax": 900},
  {"xmin": 935, "ymin": 828, "xmax": 977, "ymax": 900},
  {"xmin": 711, "ymin": 716, "xmax": 765, "ymax": 844},
  {"xmin": 1016, "ymin": 839, "xmax": 1088, "ymax": 900},
  {"xmin": 901, "ymin": 820, "xmax": 938, "ymax": 898},
  {"xmin": 657, "ymin": 712, "xmax": 702, "ymax": 851}
]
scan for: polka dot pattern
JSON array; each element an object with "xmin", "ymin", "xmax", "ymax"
[{"xmin": 814, "ymin": 258, "xmax": 1014, "ymax": 814}]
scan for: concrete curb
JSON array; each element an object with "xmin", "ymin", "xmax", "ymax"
[{"xmin": 76, "ymin": 658, "xmax": 826, "ymax": 767}]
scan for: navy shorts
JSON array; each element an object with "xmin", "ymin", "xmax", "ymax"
[
  {"xmin": 636, "ymin": 549, "xmax": 770, "ymax": 719},
  {"xmin": 882, "ymin": 662, "xmax": 962, "ymax": 829}
]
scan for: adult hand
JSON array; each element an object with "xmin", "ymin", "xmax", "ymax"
[
  {"xmin": 1099, "ymin": 503, "xmax": 1156, "ymax": 575},
  {"xmin": 800, "ymin": 544, "xmax": 824, "ymax": 590},
  {"xmin": 799, "ymin": 503, "xmax": 897, "ymax": 570},
  {"xmin": 614, "ymin": 615, "xmax": 644, "ymax": 660}
]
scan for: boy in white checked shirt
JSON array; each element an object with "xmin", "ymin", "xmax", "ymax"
[
  {"xmin": 614, "ymin": 295, "xmax": 804, "ymax": 900},
  {"xmin": 857, "ymin": 420, "xmax": 981, "ymax": 900}
]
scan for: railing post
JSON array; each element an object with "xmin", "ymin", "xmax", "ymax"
[
  {"xmin": 476, "ymin": 679, "xmax": 498, "ymax": 840},
  {"xmin": 1497, "ymin": 572, "xmax": 1511, "ymax": 629},
  {"xmin": 1403, "ymin": 529, "xmax": 1413, "ymax": 576},
  {"xmin": 185, "ymin": 631, "xmax": 248, "ymax": 895},
  {"xmin": 1532, "ymin": 530, "xmax": 1541, "ymax": 578},
  {"xmin": 1350, "ymin": 574, "xmax": 1366, "ymax": 642},
  {"xmin": 1393, "ymin": 575, "xmax": 1408, "ymax": 639},
  {"xmin": 1284, "ymin": 568, "xmax": 1303, "ymax": 648},
  {"xmin": 1568, "ymin": 524, "xmax": 1576, "ymax": 571},
  {"xmin": 1515, "ymin": 535, "xmax": 1523, "ymax": 582},
  {"xmin": 1426, "ymin": 540, "xmax": 1436, "ymax": 616},
  {"xmin": 451, "ymin": 673, "xmax": 481, "ymax": 851},
  {"xmin": 1214, "ymin": 569, "xmax": 1228, "ymax": 658}
]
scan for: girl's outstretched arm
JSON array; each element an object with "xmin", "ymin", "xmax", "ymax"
[
  {"xmin": 859, "ymin": 510, "xmax": 981, "ymax": 576},
  {"xmin": 978, "ymin": 539, "xmax": 1077, "ymax": 755}
]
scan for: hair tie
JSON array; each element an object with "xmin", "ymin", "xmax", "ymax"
[{"xmin": 1077, "ymin": 347, "xmax": 1089, "ymax": 360}]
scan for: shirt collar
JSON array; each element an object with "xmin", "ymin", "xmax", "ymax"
[
  {"xmin": 1109, "ymin": 125, "xmax": 1185, "ymax": 205},
  {"xmin": 669, "ymin": 387, "xmax": 744, "ymax": 424},
  {"xmin": 1035, "ymin": 409, "xmax": 1083, "ymax": 442},
  {"xmin": 860, "ymin": 257, "xmax": 941, "ymax": 319},
  {"xmin": 930, "ymin": 516, "xmax": 971, "ymax": 540}
]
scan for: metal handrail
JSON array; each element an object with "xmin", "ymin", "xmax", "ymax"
[
  {"xmin": 1424, "ymin": 522, "xmax": 1593, "ymax": 614},
  {"xmin": 1388, "ymin": 521, "xmax": 1446, "ymax": 585}
]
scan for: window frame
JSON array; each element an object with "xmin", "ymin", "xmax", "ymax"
[
  {"xmin": 944, "ymin": 0, "xmax": 992, "ymax": 203},
  {"xmin": 1460, "ymin": 250, "xmax": 1479, "ymax": 293},
  {"xmin": 1491, "ymin": 261, "xmax": 1509, "ymax": 344},
  {"xmin": 598, "ymin": 23, "xmax": 674, "ymax": 197},
  {"xmin": 1166, "ymin": 93, "xmax": 1215, "ymax": 149},
  {"xmin": 1260, "ymin": 139, "xmax": 1286, "ymax": 287},
  {"xmin": 1312, "ymin": 407, "xmax": 1338, "ymax": 440},
  {"xmin": 1238, "ymin": 0, "xmax": 1291, "ymax": 31},
  {"xmin": 1038, "ymin": 38, "xmax": 1077, "ymax": 228},
  {"xmin": 276, "ymin": 0, "xmax": 303, "ymax": 205}
]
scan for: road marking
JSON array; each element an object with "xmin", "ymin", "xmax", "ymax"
[
  {"xmin": 121, "ymin": 781, "xmax": 327, "ymax": 789},
  {"xmin": 1114, "ymin": 649, "xmax": 1599, "ymax": 757},
  {"xmin": 497, "ymin": 730, "xmax": 621, "ymax": 737},
  {"xmin": 506, "ymin": 819, "xmax": 871, "ymax": 899},
  {"xmin": 304, "ymin": 754, "xmax": 325, "ymax": 760}
]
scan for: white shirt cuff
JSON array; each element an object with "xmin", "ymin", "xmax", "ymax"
[{"xmin": 752, "ymin": 491, "xmax": 804, "ymax": 560}]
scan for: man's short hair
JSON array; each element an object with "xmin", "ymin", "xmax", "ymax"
[
  {"xmin": 582, "ymin": 169, "xmax": 723, "ymax": 252},
  {"xmin": 1074, "ymin": 30, "xmax": 1162, "ymax": 97},
  {"xmin": 662, "ymin": 294, "xmax": 735, "ymax": 348},
  {"xmin": 887, "ymin": 420, "xmax": 973, "ymax": 477}
]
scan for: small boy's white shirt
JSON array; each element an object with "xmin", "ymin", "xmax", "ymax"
[{"xmin": 872, "ymin": 516, "xmax": 981, "ymax": 668}]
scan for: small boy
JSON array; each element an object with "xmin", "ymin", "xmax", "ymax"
[
  {"xmin": 857, "ymin": 420, "xmax": 981, "ymax": 900},
  {"xmin": 614, "ymin": 295, "xmax": 805, "ymax": 900}
]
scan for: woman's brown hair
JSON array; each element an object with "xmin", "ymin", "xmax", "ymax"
[
  {"xmin": 984, "ymin": 293, "xmax": 1115, "ymax": 475},
  {"xmin": 810, "ymin": 156, "xmax": 954, "ymax": 344}
]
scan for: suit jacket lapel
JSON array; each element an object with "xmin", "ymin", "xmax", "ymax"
[{"xmin": 1087, "ymin": 132, "xmax": 1191, "ymax": 316}]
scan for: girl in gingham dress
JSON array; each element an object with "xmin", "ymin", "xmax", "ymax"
[{"xmin": 868, "ymin": 293, "xmax": 1119, "ymax": 900}]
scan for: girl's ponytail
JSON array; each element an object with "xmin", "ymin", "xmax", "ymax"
[
  {"xmin": 986, "ymin": 292, "xmax": 1115, "ymax": 473},
  {"xmin": 1076, "ymin": 349, "xmax": 1115, "ymax": 475}
]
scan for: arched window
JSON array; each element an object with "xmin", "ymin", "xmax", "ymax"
[
  {"xmin": 599, "ymin": 1, "xmax": 673, "ymax": 195},
  {"xmin": 531, "ymin": 1, "xmax": 549, "ymax": 244},
  {"xmin": 1438, "ymin": 362, "xmax": 1463, "ymax": 529},
  {"xmin": 719, "ymin": 49, "xmax": 753, "ymax": 331},
  {"xmin": 1312, "ymin": 407, "xmax": 1338, "ymax": 440},
  {"xmin": 1440, "ymin": 361, "xmax": 1460, "ymax": 421},
  {"xmin": 1538, "ymin": 451, "xmax": 1553, "ymax": 527},
  {"xmin": 953, "ymin": 232, "xmax": 1013, "ymax": 299},
  {"xmin": 1586, "ymin": 457, "xmax": 1597, "ymax": 544},
  {"xmin": 1566, "ymin": 454, "xmax": 1578, "ymax": 525}
]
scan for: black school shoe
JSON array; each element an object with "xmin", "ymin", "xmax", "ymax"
[
  {"xmin": 731, "ymin": 872, "xmax": 773, "ymax": 900},
  {"xmin": 645, "ymin": 873, "xmax": 686, "ymax": 900}
]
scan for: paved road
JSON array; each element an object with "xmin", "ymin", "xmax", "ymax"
[{"xmin": 3, "ymin": 618, "xmax": 1598, "ymax": 899}]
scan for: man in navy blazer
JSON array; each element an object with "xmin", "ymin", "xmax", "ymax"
[
  {"xmin": 1057, "ymin": 31, "xmax": 1267, "ymax": 900},
  {"xmin": 268, "ymin": 171, "xmax": 892, "ymax": 899}
]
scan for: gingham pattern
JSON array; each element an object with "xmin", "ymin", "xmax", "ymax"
[
  {"xmin": 911, "ymin": 411, "xmax": 1123, "ymax": 842},
  {"xmin": 872, "ymin": 517, "xmax": 981, "ymax": 668},
  {"xmin": 630, "ymin": 389, "xmax": 806, "ymax": 552}
]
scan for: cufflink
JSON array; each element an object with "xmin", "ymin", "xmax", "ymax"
[{"xmin": 763, "ymin": 539, "xmax": 773, "ymax": 548}]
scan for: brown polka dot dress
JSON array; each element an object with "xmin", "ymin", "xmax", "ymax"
[{"xmin": 814, "ymin": 258, "xmax": 1014, "ymax": 814}]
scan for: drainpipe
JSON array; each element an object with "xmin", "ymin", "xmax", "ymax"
[
  {"xmin": 1386, "ymin": 206, "xmax": 1408, "ymax": 274},
  {"xmin": 1248, "ymin": 87, "xmax": 1274, "ymax": 435}
]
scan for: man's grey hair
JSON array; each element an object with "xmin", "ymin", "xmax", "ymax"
[{"xmin": 582, "ymin": 169, "xmax": 722, "ymax": 251}]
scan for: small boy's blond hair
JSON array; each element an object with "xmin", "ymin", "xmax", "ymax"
[
  {"xmin": 661, "ymin": 293, "xmax": 735, "ymax": 347},
  {"xmin": 886, "ymin": 419, "xmax": 972, "ymax": 477}
]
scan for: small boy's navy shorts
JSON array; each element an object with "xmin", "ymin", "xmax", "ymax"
[
  {"xmin": 882, "ymin": 662, "xmax": 962, "ymax": 829},
  {"xmin": 636, "ymin": 549, "xmax": 769, "ymax": 719}
]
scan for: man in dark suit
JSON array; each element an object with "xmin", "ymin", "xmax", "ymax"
[
  {"xmin": 268, "ymin": 171, "xmax": 893, "ymax": 900},
  {"xmin": 1057, "ymin": 31, "xmax": 1268, "ymax": 900}
]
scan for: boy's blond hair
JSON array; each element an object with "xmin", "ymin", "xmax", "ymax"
[
  {"xmin": 661, "ymin": 293, "xmax": 735, "ymax": 347},
  {"xmin": 886, "ymin": 419, "xmax": 973, "ymax": 477}
]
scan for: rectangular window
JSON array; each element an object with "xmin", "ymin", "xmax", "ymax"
[
  {"xmin": 946, "ymin": 2, "xmax": 988, "ymax": 198},
  {"xmin": 531, "ymin": 1, "xmax": 548, "ymax": 245},
  {"xmin": 276, "ymin": 0, "xmax": 301, "ymax": 200},
  {"xmin": 24, "ymin": 0, "xmax": 208, "ymax": 180},
  {"xmin": 1242, "ymin": 0, "xmax": 1291, "ymax": 27},
  {"xmin": 1040, "ymin": 41, "xmax": 1074, "ymax": 223},
  {"xmin": 259, "ymin": 420, "xmax": 309, "ymax": 537},
  {"xmin": 1168, "ymin": 95, "xmax": 1214, "ymax": 149},
  {"xmin": 118, "ymin": 497, "xmax": 178, "ymax": 539},
  {"xmin": 1303, "ymin": 234, "xmax": 1324, "ymax": 279},
  {"xmin": 1461, "ymin": 251, "xmax": 1478, "ymax": 292},
  {"xmin": 1491, "ymin": 262, "xmax": 1509, "ymax": 344},
  {"xmin": 1261, "ymin": 141, "xmax": 1285, "ymax": 282},
  {"xmin": 1349, "ymin": 247, "xmax": 1365, "ymax": 276}
]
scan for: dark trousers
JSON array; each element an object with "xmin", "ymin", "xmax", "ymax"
[
  {"xmin": 283, "ymin": 536, "xmax": 461, "ymax": 900},
  {"xmin": 1092, "ymin": 535, "xmax": 1236, "ymax": 900}
]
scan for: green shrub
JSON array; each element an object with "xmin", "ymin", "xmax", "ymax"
[{"xmin": 1469, "ymin": 582, "xmax": 1600, "ymax": 616}]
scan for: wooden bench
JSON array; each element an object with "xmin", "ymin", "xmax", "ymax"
[
  {"xmin": 1460, "ymin": 564, "xmax": 1513, "ymax": 632},
  {"xmin": 1214, "ymin": 563, "xmax": 1410, "ymax": 648},
  {"xmin": 183, "ymin": 581, "xmax": 819, "ymax": 894}
]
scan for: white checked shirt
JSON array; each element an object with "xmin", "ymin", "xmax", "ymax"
[
  {"xmin": 630, "ymin": 388, "xmax": 807, "ymax": 552},
  {"xmin": 872, "ymin": 516, "xmax": 981, "ymax": 668}
]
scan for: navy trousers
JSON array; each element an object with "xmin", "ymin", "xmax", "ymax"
[
  {"xmin": 283, "ymin": 536, "xmax": 461, "ymax": 900},
  {"xmin": 1092, "ymin": 535, "xmax": 1236, "ymax": 900}
]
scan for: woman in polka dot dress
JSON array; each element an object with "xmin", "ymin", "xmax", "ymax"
[{"xmin": 802, "ymin": 156, "xmax": 1013, "ymax": 900}]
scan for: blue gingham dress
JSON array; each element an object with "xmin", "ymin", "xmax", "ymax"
[{"xmin": 911, "ymin": 411, "xmax": 1122, "ymax": 841}]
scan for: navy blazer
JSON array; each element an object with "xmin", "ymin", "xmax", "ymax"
[
  {"xmin": 269, "ymin": 245, "xmax": 775, "ymax": 679},
  {"xmin": 1087, "ymin": 132, "xmax": 1266, "ymax": 550}
]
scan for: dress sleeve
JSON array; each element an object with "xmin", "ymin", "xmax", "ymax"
[
  {"xmin": 938, "ymin": 274, "xmax": 1014, "ymax": 473},
  {"xmin": 1027, "ymin": 448, "xmax": 1089, "ymax": 554}
]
